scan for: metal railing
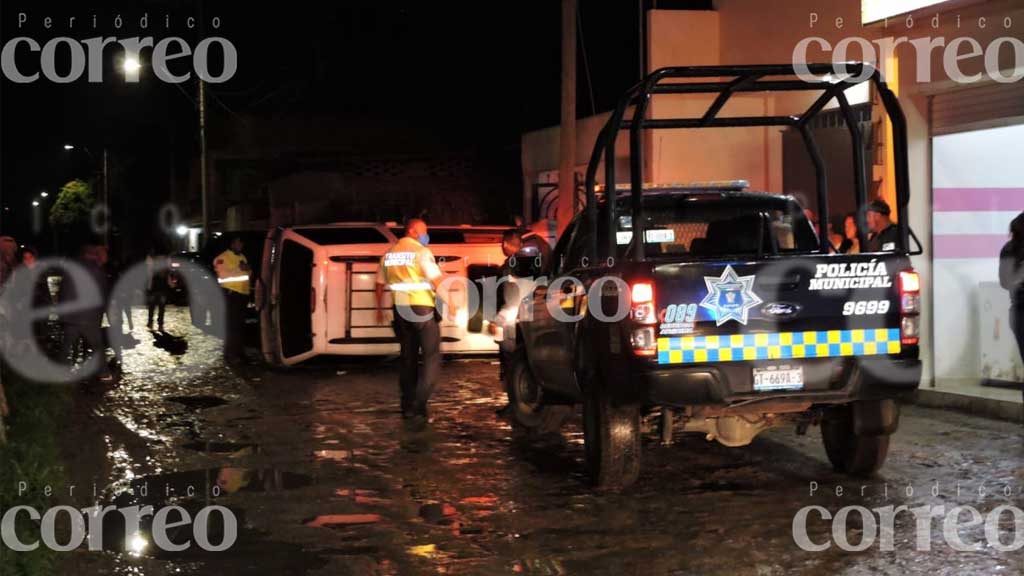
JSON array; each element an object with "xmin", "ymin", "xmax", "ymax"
[{"xmin": 583, "ymin": 62, "xmax": 912, "ymax": 262}]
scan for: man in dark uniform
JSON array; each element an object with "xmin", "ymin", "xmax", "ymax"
[
  {"xmin": 60, "ymin": 244, "xmax": 114, "ymax": 382},
  {"xmin": 865, "ymin": 199, "xmax": 899, "ymax": 252},
  {"xmin": 493, "ymin": 229, "xmax": 523, "ymax": 381},
  {"xmin": 999, "ymin": 212, "xmax": 1024, "ymax": 379}
]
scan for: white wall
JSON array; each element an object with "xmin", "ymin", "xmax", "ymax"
[{"xmin": 931, "ymin": 124, "xmax": 1024, "ymax": 386}]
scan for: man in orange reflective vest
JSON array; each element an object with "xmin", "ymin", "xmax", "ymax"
[{"xmin": 375, "ymin": 219, "xmax": 450, "ymax": 421}]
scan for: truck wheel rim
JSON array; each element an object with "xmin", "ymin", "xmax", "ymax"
[{"xmin": 515, "ymin": 369, "xmax": 542, "ymax": 410}]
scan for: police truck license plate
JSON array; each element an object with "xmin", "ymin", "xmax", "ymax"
[{"xmin": 753, "ymin": 366, "xmax": 804, "ymax": 391}]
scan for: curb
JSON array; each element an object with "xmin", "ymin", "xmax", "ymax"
[{"xmin": 910, "ymin": 388, "xmax": 1023, "ymax": 424}]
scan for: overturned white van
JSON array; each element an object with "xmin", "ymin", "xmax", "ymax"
[{"xmin": 259, "ymin": 223, "xmax": 507, "ymax": 366}]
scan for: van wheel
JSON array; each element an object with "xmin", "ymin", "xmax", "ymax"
[
  {"xmin": 505, "ymin": 349, "xmax": 571, "ymax": 433},
  {"xmin": 821, "ymin": 405, "xmax": 890, "ymax": 476},
  {"xmin": 582, "ymin": 379, "xmax": 641, "ymax": 490}
]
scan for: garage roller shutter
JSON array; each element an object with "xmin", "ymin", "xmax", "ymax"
[{"xmin": 932, "ymin": 81, "xmax": 1024, "ymax": 135}]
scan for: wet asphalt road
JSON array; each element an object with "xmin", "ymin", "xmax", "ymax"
[{"xmin": 50, "ymin": 306, "xmax": 1023, "ymax": 575}]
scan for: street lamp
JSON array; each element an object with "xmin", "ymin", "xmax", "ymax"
[
  {"xmin": 39, "ymin": 191, "xmax": 48, "ymax": 198},
  {"xmin": 63, "ymin": 144, "xmax": 74, "ymax": 151},
  {"xmin": 121, "ymin": 54, "xmax": 142, "ymax": 83},
  {"xmin": 116, "ymin": 50, "xmax": 208, "ymax": 247},
  {"xmin": 31, "ymin": 196, "xmax": 44, "ymax": 237},
  {"xmin": 123, "ymin": 57, "xmax": 141, "ymax": 74}
]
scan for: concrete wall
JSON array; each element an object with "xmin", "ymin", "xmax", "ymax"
[
  {"xmin": 647, "ymin": 9, "xmax": 721, "ymax": 68},
  {"xmin": 931, "ymin": 125, "xmax": 1024, "ymax": 387},
  {"xmin": 520, "ymin": 111, "xmax": 632, "ymax": 221},
  {"xmin": 645, "ymin": 94, "xmax": 775, "ymax": 190},
  {"xmin": 644, "ymin": 10, "xmax": 781, "ymax": 191}
]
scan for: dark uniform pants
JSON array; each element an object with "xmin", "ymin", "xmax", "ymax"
[
  {"xmin": 1011, "ymin": 305, "xmax": 1024, "ymax": 363},
  {"xmin": 223, "ymin": 289, "xmax": 248, "ymax": 362},
  {"xmin": 147, "ymin": 290, "xmax": 167, "ymax": 329},
  {"xmin": 392, "ymin": 305, "xmax": 441, "ymax": 416},
  {"xmin": 61, "ymin": 317, "xmax": 108, "ymax": 376}
]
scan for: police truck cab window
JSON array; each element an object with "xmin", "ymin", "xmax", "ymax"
[{"xmin": 614, "ymin": 196, "xmax": 819, "ymax": 259}]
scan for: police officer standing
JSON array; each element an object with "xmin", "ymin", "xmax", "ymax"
[
  {"xmin": 214, "ymin": 236, "xmax": 251, "ymax": 365},
  {"xmin": 375, "ymin": 219, "xmax": 450, "ymax": 422},
  {"xmin": 865, "ymin": 199, "xmax": 899, "ymax": 252}
]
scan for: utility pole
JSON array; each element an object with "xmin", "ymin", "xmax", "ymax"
[
  {"xmin": 198, "ymin": 0, "xmax": 209, "ymax": 248},
  {"xmin": 199, "ymin": 78, "xmax": 209, "ymax": 249},
  {"xmin": 558, "ymin": 0, "xmax": 577, "ymax": 236},
  {"xmin": 638, "ymin": 0, "xmax": 645, "ymax": 80},
  {"xmin": 102, "ymin": 147, "xmax": 110, "ymax": 246}
]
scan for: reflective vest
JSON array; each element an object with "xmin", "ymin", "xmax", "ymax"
[
  {"xmin": 214, "ymin": 250, "xmax": 250, "ymax": 295},
  {"xmin": 380, "ymin": 237, "xmax": 437, "ymax": 308}
]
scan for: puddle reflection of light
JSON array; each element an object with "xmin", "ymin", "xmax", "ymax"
[
  {"xmin": 315, "ymin": 449, "xmax": 352, "ymax": 461},
  {"xmin": 104, "ymin": 436, "xmax": 139, "ymax": 495},
  {"xmin": 305, "ymin": 514, "xmax": 382, "ymax": 528},
  {"xmin": 407, "ymin": 543, "xmax": 440, "ymax": 559}
]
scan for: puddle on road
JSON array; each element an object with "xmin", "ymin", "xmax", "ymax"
[
  {"xmin": 304, "ymin": 513, "xmax": 384, "ymax": 529},
  {"xmin": 86, "ymin": 466, "xmax": 326, "ymax": 572},
  {"xmin": 164, "ymin": 395, "xmax": 230, "ymax": 409},
  {"xmin": 104, "ymin": 467, "xmax": 315, "ymax": 509}
]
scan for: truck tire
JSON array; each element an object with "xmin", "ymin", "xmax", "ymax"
[
  {"xmin": 505, "ymin": 349, "xmax": 571, "ymax": 433},
  {"xmin": 582, "ymin": 380, "xmax": 641, "ymax": 489},
  {"xmin": 821, "ymin": 405, "xmax": 890, "ymax": 476}
]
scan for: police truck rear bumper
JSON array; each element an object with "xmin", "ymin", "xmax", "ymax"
[{"xmin": 642, "ymin": 356, "xmax": 922, "ymax": 408}]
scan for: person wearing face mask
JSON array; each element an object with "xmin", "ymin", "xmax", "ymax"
[{"xmin": 375, "ymin": 218, "xmax": 451, "ymax": 423}]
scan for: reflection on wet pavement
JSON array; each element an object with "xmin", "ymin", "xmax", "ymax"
[
  {"xmin": 52, "ymin": 306, "xmax": 1022, "ymax": 575},
  {"xmin": 163, "ymin": 395, "xmax": 229, "ymax": 410},
  {"xmin": 180, "ymin": 441, "xmax": 258, "ymax": 455}
]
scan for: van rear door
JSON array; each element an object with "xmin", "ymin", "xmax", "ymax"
[
  {"xmin": 311, "ymin": 226, "xmax": 396, "ymax": 350},
  {"xmin": 265, "ymin": 229, "xmax": 320, "ymax": 366}
]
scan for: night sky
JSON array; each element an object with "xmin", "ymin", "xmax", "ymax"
[{"xmin": 1, "ymin": 0, "xmax": 711, "ymax": 249}]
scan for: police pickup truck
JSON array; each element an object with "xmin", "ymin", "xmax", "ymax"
[{"xmin": 507, "ymin": 63, "xmax": 922, "ymax": 489}]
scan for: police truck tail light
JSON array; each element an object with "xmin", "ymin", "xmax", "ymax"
[
  {"xmin": 899, "ymin": 271, "xmax": 920, "ymax": 314},
  {"xmin": 901, "ymin": 316, "xmax": 920, "ymax": 341},
  {"xmin": 898, "ymin": 270, "xmax": 920, "ymax": 345},
  {"xmin": 630, "ymin": 281, "xmax": 657, "ymax": 356},
  {"xmin": 630, "ymin": 281, "xmax": 656, "ymax": 325}
]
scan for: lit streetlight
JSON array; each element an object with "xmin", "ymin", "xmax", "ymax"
[
  {"xmin": 31, "ymin": 201, "xmax": 39, "ymax": 207},
  {"xmin": 123, "ymin": 57, "xmax": 141, "ymax": 74},
  {"xmin": 63, "ymin": 144, "xmax": 74, "ymax": 151},
  {"xmin": 122, "ymin": 55, "xmax": 142, "ymax": 83},
  {"xmin": 39, "ymin": 191, "xmax": 48, "ymax": 198}
]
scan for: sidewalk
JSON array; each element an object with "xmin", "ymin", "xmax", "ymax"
[{"xmin": 912, "ymin": 385, "xmax": 1023, "ymax": 423}]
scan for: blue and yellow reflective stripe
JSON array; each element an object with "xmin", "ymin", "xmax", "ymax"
[{"xmin": 656, "ymin": 329, "xmax": 901, "ymax": 365}]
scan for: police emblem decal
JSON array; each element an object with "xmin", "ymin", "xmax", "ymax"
[{"xmin": 699, "ymin": 265, "xmax": 763, "ymax": 326}]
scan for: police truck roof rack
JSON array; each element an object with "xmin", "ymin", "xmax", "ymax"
[
  {"xmin": 584, "ymin": 62, "xmax": 915, "ymax": 262},
  {"xmin": 595, "ymin": 180, "xmax": 751, "ymax": 194}
]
